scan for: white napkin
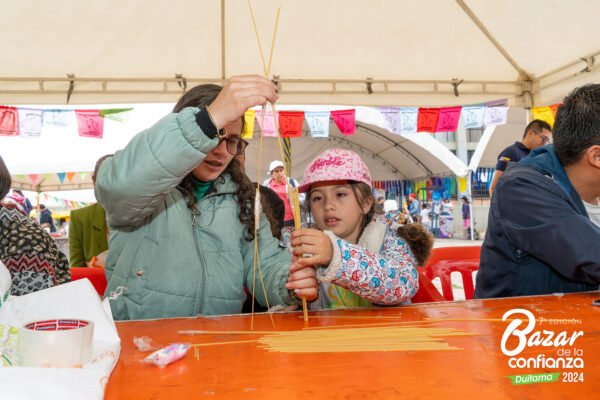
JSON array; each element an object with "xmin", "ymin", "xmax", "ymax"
[{"xmin": 0, "ymin": 279, "xmax": 121, "ymax": 400}]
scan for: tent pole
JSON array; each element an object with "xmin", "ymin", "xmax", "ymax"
[{"xmin": 467, "ymin": 170, "xmax": 474, "ymax": 240}]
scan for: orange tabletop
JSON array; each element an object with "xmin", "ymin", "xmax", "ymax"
[{"xmin": 106, "ymin": 292, "xmax": 600, "ymax": 399}]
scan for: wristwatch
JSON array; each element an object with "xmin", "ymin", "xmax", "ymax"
[{"xmin": 195, "ymin": 107, "xmax": 226, "ymax": 140}]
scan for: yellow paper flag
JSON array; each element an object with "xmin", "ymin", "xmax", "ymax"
[
  {"xmin": 531, "ymin": 106, "xmax": 555, "ymax": 127},
  {"xmin": 242, "ymin": 109, "xmax": 256, "ymax": 139}
]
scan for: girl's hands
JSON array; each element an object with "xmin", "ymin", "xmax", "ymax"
[
  {"xmin": 206, "ymin": 75, "xmax": 278, "ymax": 129},
  {"xmin": 286, "ymin": 258, "xmax": 318, "ymax": 301},
  {"xmin": 289, "ymin": 228, "xmax": 334, "ymax": 268}
]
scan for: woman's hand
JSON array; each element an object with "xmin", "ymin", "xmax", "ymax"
[
  {"xmin": 207, "ymin": 75, "xmax": 278, "ymax": 129},
  {"xmin": 286, "ymin": 259, "xmax": 318, "ymax": 301},
  {"xmin": 290, "ymin": 228, "xmax": 334, "ymax": 268}
]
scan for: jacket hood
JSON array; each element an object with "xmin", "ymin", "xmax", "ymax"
[{"xmin": 520, "ymin": 145, "xmax": 585, "ymax": 214}]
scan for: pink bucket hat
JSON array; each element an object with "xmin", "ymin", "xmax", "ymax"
[{"xmin": 298, "ymin": 148, "xmax": 372, "ymax": 193}]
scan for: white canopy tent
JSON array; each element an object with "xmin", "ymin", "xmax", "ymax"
[{"xmin": 1, "ymin": 0, "xmax": 599, "ymax": 107}]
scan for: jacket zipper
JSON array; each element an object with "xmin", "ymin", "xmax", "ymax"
[{"xmin": 190, "ymin": 191, "xmax": 227, "ymax": 315}]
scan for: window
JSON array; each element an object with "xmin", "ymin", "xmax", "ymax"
[{"xmin": 467, "ymin": 128, "xmax": 484, "ymax": 143}]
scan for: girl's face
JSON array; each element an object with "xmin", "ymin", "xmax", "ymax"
[
  {"xmin": 309, "ymin": 180, "xmax": 373, "ymax": 244},
  {"xmin": 192, "ymin": 119, "xmax": 243, "ymax": 182}
]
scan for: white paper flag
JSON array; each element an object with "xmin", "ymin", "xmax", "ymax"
[
  {"xmin": 484, "ymin": 106, "xmax": 509, "ymax": 126},
  {"xmin": 378, "ymin": 107, "xmax": 401, "ymax": 135},
  {"xmin": 399, "ymin": 107, "xmax": 418, "ymax": 134},
  {"xmin": 305, "ymin": 111, "xmax": 330, "ymax": 138},
  {"xmin": 462, "ymin": 105, "xmax": 485, "ymax": 129},
  {"xmin": 18, "ymin": 108, "xmax": 43, "ymax": 137},
  {"xmin": 43, "ymin": 110, "xmax": 70, "ymax": 127}
]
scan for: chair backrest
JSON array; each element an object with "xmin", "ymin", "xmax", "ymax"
[
  {"xmin": 70, "ymin": 267, "xmax": 107, "ymax": 296},
  {"xmin": 412, "ymin": 269, "xmax": 446, "ymax": 303},
  {"xmin": 421, "ymin": 246, "xmax": 481, "ymax": 301},
  {"xmin": 424, "ymin": 246, "xmax": 481, "ymax": 267}
]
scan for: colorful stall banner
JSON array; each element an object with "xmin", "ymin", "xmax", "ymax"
[
  {"xmin": 399, "ymin": 107, "xmax": 418, "ymax": 134},
  {"xmin": 78, "ymin": 172, "xmax": 88, "ymax": 181},
  {"xmin": 305, "ymin": 111, "xmax": 330, "ymax": 138},
  {"xmin": 66, "ymin": 172, "xmax": 76, "ymax": 182},
  {"xmin": 255, "ymin": 109, "xmax": 278, "ymax": 137},
  {"xmin": 75, "ymin": 110, "xmax": 104, "ymax": 138},
  {"xmin": 435, "ymin": 106, "xmax": 462, "ymax": 132},
  {"xmin": 43, "ymin": 110, "xmax": 69, "ymax": 127},
  {"xmin": 378, "ymin": 107, "xmax": 401, "ymax": 134},
  {"xmin": 549, "ymin": 103, "xmax": 561, "ymax": 117},
  {"xmin": 0, "ymin": 106, "xmax": 19, "ymax": 136},
  {"xmin": 483, "ymin": 106, "xmax": 508, "ymax": 126},
  {"xmin": 279, "ymin": 111, "xmax": 304, "ymax": 138},
  {"xmin": 462, "ymin": 105, "xmax": 485, "ymax": 129},
  {"xmin": 57, "ymin": 172, "xmax": 66, "ymax": 184},
  {"xmin": 485, "ymin": 98, "xmax": 508, "ymax": 107},
  {"xmin": 99, "ymin": 108, "xmax": 134, "ymax": 122},
  {"xmin": 17, "ymin": 108, "xmax": 43, "ymax": 137},
  {"xmin": 417, "ymin": 108, "xmax": 440, "ymax": 133},
  {"xmin": 331, "ymin": 109, "xmax": 356, "ymax": 135},
  {"xmin": 531, "ymin": 106, "xmax": 555, "ymax": 127},
  {"xmin": 242, "ymin": 109, "xmax": 256, "ymax": 139}
]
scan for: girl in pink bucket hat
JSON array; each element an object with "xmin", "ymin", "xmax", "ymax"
[{"xmin": 288, "ymin": 148, "xmax": 431, "ymax": 309}]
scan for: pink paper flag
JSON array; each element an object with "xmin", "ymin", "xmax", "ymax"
[
  {"xmin": 255, "ymin": 109, "xmax": 279, "ymax": 137},
  {"xmin": 435, "ymin": 106, "xmax": 462, "ymax": 132},
  {"xmin": 75, "ymin": 110, "xmax": 104, "ymax": 138},
  {"xmin": 0, "ymin": 106, "xmax": 19, "ymax": 136},
  {"xmin": 331, "ymin": 109, "xmax": 356, "ymax": 135}
]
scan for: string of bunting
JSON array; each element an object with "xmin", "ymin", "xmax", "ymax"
[
  {"xmin": 38, "ymin": 192, "xmax": 91, "ymax": 209},
  {"xmin": 0, "ymin": 106, "xmax": 133, "ymax": 138},
  {"xmin": 14, "ymin": 171, "xmax": 91, "ymax": 187},
  {"xmin": 241, "ymin": 99, "xmax": 513, "ymax": 139}
]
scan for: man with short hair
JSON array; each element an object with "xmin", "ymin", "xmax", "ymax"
[
  {"xmin": 476, "ymin": 84, "xmax": 600, "ymax": 298},
  {"xmin": 489, "ymin": 119, "xmax": 552, "ymax": 196}
]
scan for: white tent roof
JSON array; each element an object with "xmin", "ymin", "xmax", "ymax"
[{"xmin": 1, "ymin": 0, "xmax": 599, "ymax": 106}]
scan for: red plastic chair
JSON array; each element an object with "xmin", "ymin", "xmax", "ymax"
[
  {"xmin": 422, "ymin": 246, "xmax": 481, "ymax": 301},
  {"xmin": 411, "ymin": 269, "xmax": 446, "ymax": 303},
  {"xmin": 70, "ymin": 268, "xmax": 108, "ymax": 296}
]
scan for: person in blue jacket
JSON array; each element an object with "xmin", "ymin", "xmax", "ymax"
[{"xmin": 476, "ymin": 84, "xmax": 600, "ymax": 298}]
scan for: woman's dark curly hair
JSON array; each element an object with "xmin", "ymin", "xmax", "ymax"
[{"xmin": 173, "ymin": 84, "xmax": 259, "ymax": 241}]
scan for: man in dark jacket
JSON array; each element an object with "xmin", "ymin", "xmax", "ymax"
[
  {"xmin": 476, "ymin": 84, "xmax": 600, "ymax": 298},
  {"xmin": 39, "ymin": 204, "xmax": 56, "ymax": 232}
]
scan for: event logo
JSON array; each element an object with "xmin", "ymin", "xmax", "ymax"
[{"xmin": 501, "ymin": 308, "xmax": 585, "ymax": 385}]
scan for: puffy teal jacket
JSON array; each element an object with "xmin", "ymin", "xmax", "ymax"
[{"xmin": 96, "ymin": 108, "xmax": 293, "ymax": 320}]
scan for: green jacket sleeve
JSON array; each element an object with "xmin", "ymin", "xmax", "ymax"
[
  {"xmin": 68, "ymin": 209, "xmax": 85, "ymax": 267},
  {"xmin": 95, "ymin": 107, "xmax": 219, "ymax": 229},
  {"xmin": 243, "ymin": 213, "xmax": 293, "ymax": 307}
]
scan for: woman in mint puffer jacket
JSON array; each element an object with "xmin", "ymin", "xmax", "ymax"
[{"xmin": 96, "ymin": 75, "xmax": 317, "ymax": 320}]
